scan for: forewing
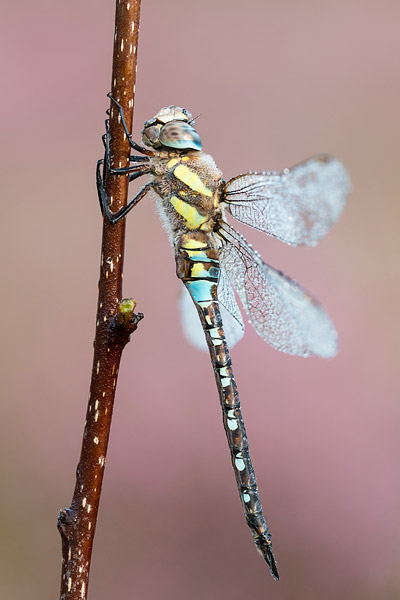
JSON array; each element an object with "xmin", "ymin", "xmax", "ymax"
[
  {"xmin": 179, "ymin": 269, "xmax": 244, "ymax": 352},
  {"xmin": 218, "ymin": 222, "xmax": 338, "ymax": 357},
  {"xmin": 223, "ymin": 154, "xmax": 350, "ymax": 246}
]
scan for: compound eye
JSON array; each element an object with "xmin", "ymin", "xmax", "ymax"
[
  {"xmin": 159, "ymin": 121, "xmax": 202, "ymax": 151},
  {"xmin": 142, "ymin": 125, "xmax": 161, "ymax": 146}
]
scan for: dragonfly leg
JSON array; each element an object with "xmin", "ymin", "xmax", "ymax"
[
  {"xmin": 103, "ymin": 118, "xmax": 150, "ymax": 176},
  {"xmin": 107, "ymin": 93, "xmax": 155, "ymax": 157},
  {"xmin": 128, "ymin": 155, "xmax": 150, "ymax": 163},
  {"xmin": 96, "ymin": 159, "xmax": 152, "ymax": 225}
]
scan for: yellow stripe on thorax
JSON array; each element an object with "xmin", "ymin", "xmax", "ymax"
[
  {"xmin": 167, "ymin": 158, "xmax": 179, "ymax": 168},
  {"xmin": 170, "ymin": 196, "xmax": 208, "ymax": 230},
  {"xmin": 174, "ymin": 164, "xmax": 213, "ymax": 197}
]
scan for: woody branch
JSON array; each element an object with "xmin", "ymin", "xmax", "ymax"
[{"xmin": 58, "ymin": 2, "xmax": 142, "ymax": 599}]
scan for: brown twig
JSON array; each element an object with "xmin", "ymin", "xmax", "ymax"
[{"xmin": 58, "ymin": 2, "xmax": 142, "ymax": 599}]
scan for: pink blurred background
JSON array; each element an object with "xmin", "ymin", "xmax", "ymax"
[{"xmin": 1, "ymin": 1, "xmax": 399, "ymax": 598}]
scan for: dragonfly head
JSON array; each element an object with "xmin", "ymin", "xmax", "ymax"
[{"xmin": 141, "ymin": 106, "xmax": 202, "ymax": 151}]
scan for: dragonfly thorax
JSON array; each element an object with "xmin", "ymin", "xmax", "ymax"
[
  {"xmin": 149, "ymin": 150, "xmax": 223, "ymax": 235},
  {"xmin": 142, "ymin": 105, "xmax": 202, "ymax": 151}
]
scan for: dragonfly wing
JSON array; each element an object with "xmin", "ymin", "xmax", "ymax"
[
  {"xmin": 218, "ymin": 265, "xmax": 245, "ymax": 347},
  {"xmin": 179, "ymin": 268, "xmax": 244, "ymax": 352},
  {"xmin": 223, "ymin": 154, "xmax": 351, "ymax": 246},
  {"xmin": 179, "ymin": 287, "xmax": 208, "ymax": 351},
  {"xmin": 218, "ymin": 222, "xmax": 338, "ymax": 357}
]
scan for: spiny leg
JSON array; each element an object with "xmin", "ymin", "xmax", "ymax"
[
  {"xmin": 98, "ymin": 106, "xmax": 152, "ymax": 223},
  {"xmin": 128, "ymin": 155, "xmax": 150, "ymax": 163},
  {"xmin": 96, "ymin": 159, "xmax": 152, "ymax": 225},
  {"xmin": 107, "ymin": 93, "xmax": 155, "ymax": 157},
  {"xmin": 103, "ymin": 117, "xmax": 150, "ymax": 177}
]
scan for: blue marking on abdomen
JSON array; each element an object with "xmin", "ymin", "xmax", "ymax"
[{"xmin": 186, "ymin": 279, "xmax": 214, "ymax": 302}]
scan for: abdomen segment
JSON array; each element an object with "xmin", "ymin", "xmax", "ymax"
[{"xmin": 176, "ymin": 232, "xmax": 279, "ymax": 580}]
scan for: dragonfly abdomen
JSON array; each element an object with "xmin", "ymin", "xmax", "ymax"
[{"xmin": 176, "ymin": 231, "xmax": 279, "ymax": 580}]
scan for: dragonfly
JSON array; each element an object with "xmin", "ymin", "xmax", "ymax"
[{"xmin": 97, "ymin": 96, "xmax": 351, "ymax": 580}]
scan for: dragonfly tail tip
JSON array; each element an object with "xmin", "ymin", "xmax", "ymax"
[{"xmin": 255, "ymin": 536, "xmax": 280, "ymax": 581}]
